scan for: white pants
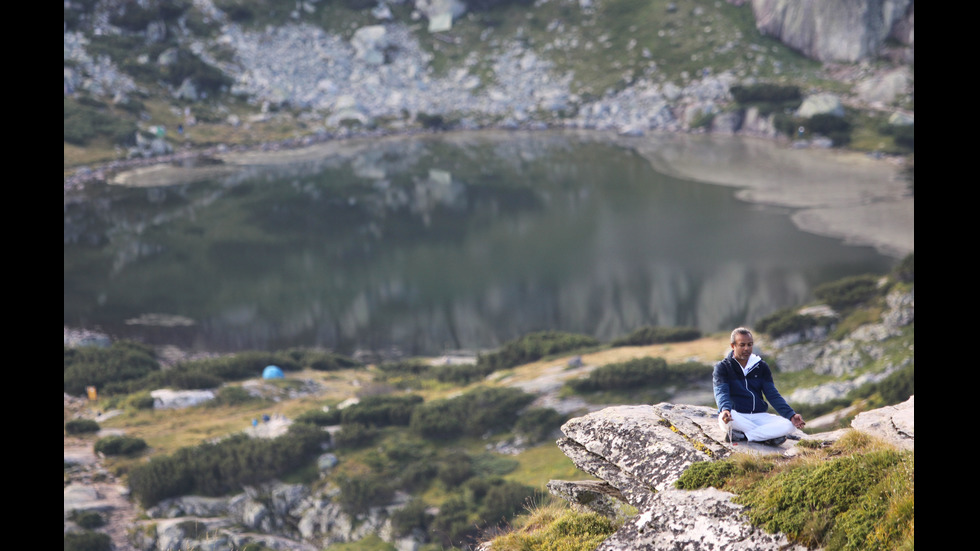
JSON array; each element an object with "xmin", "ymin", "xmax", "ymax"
[{"xmin": 720, "ymin": 411, "xmax": 795, "ymax": 442}]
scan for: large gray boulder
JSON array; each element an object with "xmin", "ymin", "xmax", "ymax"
[
  {"xmin": 751, "ymin": 0, "xmax": 913, "ymax": 62},
  {"xmin": 554, "ymin": 404, "xmax": 805, "ymax": 511},
  {"xmin": 851, "ymin": 395, "xmax": 914, "ymax": 450}
]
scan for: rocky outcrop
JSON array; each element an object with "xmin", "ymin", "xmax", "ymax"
[
  {"xmin": 778, "ymin": 287, "xmax": 914, "ymax": 405},
  {"xmin": 752, "ymin": 0, "xmax": 914, "ymax": 63},
  {"xmin": 597, "ymin": 487, "xmax": 808, "ymax": 551},
  {"xmin": 126, "ymin": 481, "xmax": 408, "ymax": 551},
  {"xmin": 553, "ymin": 403, "xmax": 806, "ymax": 511},
  {"xmin": 548, "ymin": 397, "xmax": 914, "ymax": 550},
  {"xmin": 851, "ymin": 395, "xmax": 914, "ymax": 450}
]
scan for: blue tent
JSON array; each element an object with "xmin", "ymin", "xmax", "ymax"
[{"xmin": 262, "ymin": 365, "xmax": 284, "ymax": 379}]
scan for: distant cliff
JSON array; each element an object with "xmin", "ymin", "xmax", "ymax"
[{"xmin": 751, "ymin": 0, "xmax": 914, "ymax": 63}]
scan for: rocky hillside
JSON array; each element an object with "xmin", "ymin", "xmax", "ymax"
[
  {"xmin": 64, "ymin": 0, "xmax": 913, "ymax": 180},
  {"xmin": 64, "ymin": 280, "xmax": 913, "ymax": 550}
]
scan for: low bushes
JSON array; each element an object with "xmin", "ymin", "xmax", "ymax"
[
  {"xmin": 813, "ymin": 275, "xmax": 883, "ymax": 311},
  {"xmin": 65, "ymin": 419, "xmax": 100, "ymax": 435},
  {"xmin": 64, "ymin": 345, "xmax": 361, "ymax": 398},
  {"xmin": 64, "ymin": 340, "xmax": 160, "ymax": 397},
  {"xmin": 410, "ymin": 386, "xmax": 536, "ymax": 440},
  {"xmin": 127, "ymin": 423, "xmax": 329, "ymax": 508},
  {"xmin": 63, "ymin": 97, "xmax": 138, "ymax": 147},
  {"xmin": 94, "ymin": 435, "xmax": 148, "ymax": 457},
  {"xmin": 64, "ymin": 531, "xmax": 111, "ymax": 551},
  {"xmin": 675, "ymin": 432, "xmax": 913, "ymax": 550},
  {"xmin": 610, "ymin": 325, "xmax": 701, "ymax": 347},
  {"xmin": 476, "ymin": 331, "xmax": 600, "ymax": 373},
  {"xmin": 567, "ymin": 357, "xmax": 711, "ymax": 393},
  {"xmin": 755, "ymin": 308, "xmax": 833, "ymax": 340}
]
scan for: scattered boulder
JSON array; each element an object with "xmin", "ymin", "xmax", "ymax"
[
  {"xmin": 796, "ymin": 92, "xmax": 844, "ymax": 118},
  {"xmin": 150, "ymin": 389, "xmax": 215, "ymax": 409}
]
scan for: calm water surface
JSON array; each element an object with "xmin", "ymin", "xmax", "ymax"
[{"xmin": 64, "ymin": 132, "xmax": 895, "ymax": 357}]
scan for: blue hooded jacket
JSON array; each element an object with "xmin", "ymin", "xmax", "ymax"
[{"xmin": 712, "ymin": 351, "xmax": 796, "ymax": 419}]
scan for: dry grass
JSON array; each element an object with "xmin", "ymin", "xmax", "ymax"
[{"xmin": 498, "ymin": 334, "xmax": 730, "ymax": 387}]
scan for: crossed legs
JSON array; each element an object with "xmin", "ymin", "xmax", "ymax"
[{"xmin": 719, "ymin": 411, "xmax": 795, "ymax": 442}]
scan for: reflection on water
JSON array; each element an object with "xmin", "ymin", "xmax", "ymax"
[{"xmin": 64, "ymin": 132, "xmax": 895, "ymax": 357}]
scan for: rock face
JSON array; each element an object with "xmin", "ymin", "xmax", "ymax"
[
  {"xmin": 555, "ymin": 403, "xmax": 805, "ymax": 511},
  {"xmin": 851, "ymin": 395, "xmax": 915, "ymax": 450},
  {"xmin": 752, "ymin": 0, "xmax": 914, "ymax": 62},
  {"xmin": 549, "ymin": 397, "xmax": 914, "ymax": 550},
  {"xmin": 597, "ymin": 487, "xmax": 807, "ymax": 551}
]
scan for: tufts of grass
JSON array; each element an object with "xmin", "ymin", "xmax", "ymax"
[
  {"xmin": 483, "ymin": 499, "xmax": 625, "ymax": 551},
  {"xmin": 674, "ymin": 430, "xmax": 913, "ymax": 550}
]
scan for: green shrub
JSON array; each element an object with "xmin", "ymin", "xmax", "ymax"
[
  {"xmin": 391, "ymin": 498, "xmax": 433, "ymax": 537},
  {"xmin": 65, "ymin": 419, "xmax": 101, "ymax": 435},
  {"xmin": 488, "ymin": 505, "xmax": 618, "ymax": 551},
  {"xmin": 409, "ymin": 399, "xmax": 464, "ymax": 440},
  {"xmin": 477, "ymin": 331, "xmax": 600, "ymax": 372},
  {"xmin": 813, "ymin": 275, "xmax": 883, "ymax": 311},
  {"xmin": 430, "ymin": 496, "xmax": 474, "ymax": 548},
  {"xmin": 127, "ymin": 391, "xmax": 156, "ymax": 410},
  {"xmin": 163, "ymin": 370, "xmax": 223, "ymax": 390},
  {"xmin": 212, "ymin": 0, "xmax": 306, "ymax": 26},
  {"xmin": 295, "ymin": 408, "xmax": 342, "ymax": 426},
  {"xmin": 568, "ymin": 357, "xmax": 711, "ymax": 392},
  {"xmin": 376, "ymin": 359, "xmax": 431, "ymax": 379},
  {"xmin": 128, "ymin": 425, "xmax": 329, "ymax": 508},
  {"xmin": 893, "ymin": 253, "xmax": 913, "ymax": 283},
  {"xmin": 417, "ymin": 112, "xmax": 450, "ymax": 130},
  {"xmin": 109, "ymin": 0, "xmax": 184, "ymax": 31},
  {"xmin": 431, "ymin": 362, "xmax": 494, "ymax": 385},
  {"xmin": 63, "ymin": 97, "xmax": 138, "ymax": 147},
  {"xmin": 70, "ymin": 510, "xmax": 107, "ymax": 529},
  {"xmin": 610, "ymin": 325, "xmax": 701, "ymax": 347},
  {"xmin": 161, "ymin": 49, "xmax": 234, "ymax": 96},
  {"xmin": 730, "ymin": 83, "xmax": 802, "ymax": 117},
  {"xmin": 64, "ymin": 531, "xmax": 112, "ymax": 551},
  {"xmin": 880, "ymin": 123, "xmax": 914, "ymax": 151},
  {"xmin": 730, "ymin": 83, "xmax": 802, "ymax": 105},
  {"xmin": 675, "ymin": 461, "xmax": 737, "ymax": 490},
  {"xmin": 437, "ymin": 451, "xmax": 475, "ymax": 487},
  {"xmin": 94, "ymin": 435, "xmax": 148, "ymax": 456},
  {"xmin": 808, "ymin": 113, "xmax": 853, "ymax": 146},
  {"xmin": 282, "ymin": 348, "xmax": 361, "ymax": 371},
  {"xmin": 735, "ymin": 450, "xmax": 909, "ymax": 549},
  {"xmin": 336, "ymin": 472, "xmax": 395, "ymax": 517},
  {"xmin": 825, "ymin": 454, "xmax": 914, "ymax": 551},
  {"xmin": 514, "ymin": 408, "xmax": 567, "ymax": 443},
  {"xmin": 340, "ymin": 394, "xmax": 424, "ymax": 427},
  {"xmin": 479, "ymin": 480, "xmax": 538, "ymax": 529},
  {"xmin": 471, "ymin": 452, "xmax": 520, "ymax": 478},
  {"xmin": 64, "ymin": 340, "xmax": 159, "ymax": 397},
  {"xmin": 333, "ymin": 422, "xmax": 379, "ymax": 448},
  {"xmin": 410, "ymin": 387, "xmax": 536, "ymax": 440},
  {"xmin": 755, "ymin": 308, "xmax": 833, "ymax": 339},
  {"xmin": 875, "ymin": 364, "xmax": 914, "ymax": 406}
]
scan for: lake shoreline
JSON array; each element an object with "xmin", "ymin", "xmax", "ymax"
[
  {"xmin": 65, "ymin": 130, "xmax": 911, "ymax": 361},
  {"xmin": 68, "ymin": 128, "xmax": 913, "ymax": 260}
]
